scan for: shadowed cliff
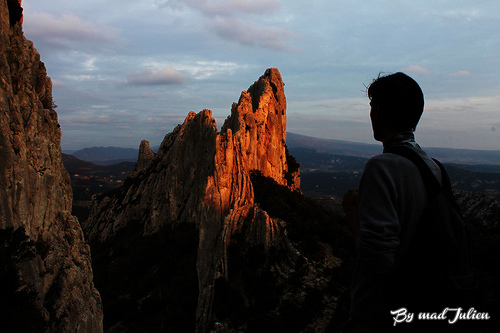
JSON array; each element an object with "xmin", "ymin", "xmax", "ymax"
[
  {"xmin": 0, "ymin": 1, "xmax": 103, "ymax": 332},
  {"xmin": 84, "ymin": 68, "xmax": 352, "ymax": 332}
]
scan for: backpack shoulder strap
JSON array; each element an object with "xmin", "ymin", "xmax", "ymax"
[
  {"xmin": 430, "ymin": 158, "xmax": 454, "ymax": 193},
  {"xmin": 388, "ymin": 145, "xmax": 445, "ymax": 193},
  {"xmin": 388, "ymin": 145, "xmax": 460, "ymax": 209}
]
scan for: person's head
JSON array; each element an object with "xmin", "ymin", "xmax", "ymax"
[{"xmin": 367, "ymin": 72, "xmax": 424, "ymax": 142}]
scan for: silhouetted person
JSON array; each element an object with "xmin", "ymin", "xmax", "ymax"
[{"xmin": 342, "ymin": 72, "xmax": 477, "ymax": 332}]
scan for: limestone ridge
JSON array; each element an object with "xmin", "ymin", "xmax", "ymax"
[
  {"xmin": 0, "ymin": 1, "xmax": 103, "ymax": 332},
  {"xmin": 85, "ymin": 68, "xmax": 298, "ymax": 241},
  {"xmin": 84, "ymin": 68, "xmax": 303, "ymax": 331}
]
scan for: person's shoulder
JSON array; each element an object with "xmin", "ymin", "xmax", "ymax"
[
  {"xmin": 367, "ymin": 152, "xmax": 413, "ymax": 165},
  {"xmin": 365, "ymin": 152, "xmax": 418, "ymax": 172}
]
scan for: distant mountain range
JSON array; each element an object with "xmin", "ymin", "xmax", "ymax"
[
  {"xmin": 288, "ymin": 147, "xmax": 500, "ymax": 207},
  {"xmin": 68, "ymin": 146, "xmax": 141, "ymax": 165},
  {"xmin": 63, "ymin": 133, "xmax": 500, "ymax": 216},
  {"xmin": 286, "ymin": 132, "xmax": 500, "ymax": 166},
  {"xmin": 65, "ymin": 132, "xmax": 500, "ymax": 166}
]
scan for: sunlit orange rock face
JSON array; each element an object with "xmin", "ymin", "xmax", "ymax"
[
  {"xmin": 85, "ymin": 68, "xmax": 301, "ymax": 331},
  {"xmin": 86, "ymin": 68, "xmax": 299, "ymax": 240},
  {"xmin": 206, "ymin": 68, "xmax": 299, "ymax": 213},
  {"xmin": 220, "ymin": 68, "xmax": 290, "ymax": 186}
]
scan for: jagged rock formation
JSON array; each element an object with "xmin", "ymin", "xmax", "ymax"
[
  {"xmin": 86, "ymin": 69, "xmax": 298, "ymax": 240},
  {"xmin": 134, "ymin": 139, "xmax": 155, "ymax": 172},
  {"xmin": 0, "ymin": 2, "xmax": 103, "ymax": 332},
  {"xmin": 85, "ymin": 68, "xmax": 350, "ymax": 332}
]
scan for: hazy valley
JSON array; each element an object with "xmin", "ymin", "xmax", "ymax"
[{"xmin": 64, "ymin": 134, "xmax": 500, "ymax": 217}]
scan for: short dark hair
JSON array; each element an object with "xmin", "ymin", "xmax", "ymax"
[{"xmin": 367, "ymin": 72, "xmax": 424, "ymax": 131}]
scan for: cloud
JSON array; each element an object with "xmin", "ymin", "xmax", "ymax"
[
  {"xmin": 141, "ymin": 92, "xmax": 159, "ymax": 99},
  {"xmin": 51, "ymin": 79, "xmax": 66, "ymax": 88},
  {"xmin": 24, "ymin": 12, "xmax": 120, "ymax": 48},
  {"xmin": 72, "ymin": 115, "xmax": 111, "ymax": 125},
  {"xmin": 441, "ymin": 9, "xmax": 481, "ymax": 22},
  {"xmin": 450, "ymin": 70, "xmax": 471, "ymax": 76},
  {"xmin": 127, "ymin": 67, "xmax": 189, "ymax": 85},
  {"xmin": 212, "ymin": 17, "xmax": 299, "ymax": 51},
  {"xmin": 157, "ymin": 0, "xmax": 281, "ymax": 16},
  {"xmin": 404, "ymin": 65, "xmax": 430, "ymax": 74},
  {"xmin": 157, "ymin": 0, "xmax": 297, "ymax": 51},
  {"xmin": 223, "ymin": 0, "xmax": 282, "ymax": 14},
  {"xmin": 63, "ymin": 74, "xmax": 108, "ymax": 82},
  {"xmin": 143, "ymin": 60, "xmax": 241, "ymax": 79},
  {"xmin": 145, "ymin": 113, "xmax": 187, "ymax": 125}
]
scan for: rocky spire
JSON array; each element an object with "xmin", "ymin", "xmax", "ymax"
[
  {"xmin": 220, "ymin": 68, "xmax": 291, "ymax": 187},
  {"xmin": 134, "ymin": 139, "xmax": 155, "ymax": 172},
  {"xmin": 85, "ymin": 68, "xmax": 299, "ymax": 242},
  {"xmin": 0, "ymin": 1, "xmax": 103, "ymax": 331},
  {"xmin": 84, "ymin": 68, "xmax": 304, "ymax": 331}
]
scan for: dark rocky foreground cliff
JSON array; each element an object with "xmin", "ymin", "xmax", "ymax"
[
  {"xmin": 0, "ymin": 1, "xmax": 103, "ymax": 332},
  {"xmin": 84, "ymin": 68, "xmax": 353, "ymax": 332}
]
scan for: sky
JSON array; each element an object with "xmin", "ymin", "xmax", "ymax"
[{"xmin": 21, "ymin": 0, "xmax": 500, "ymax": 151}]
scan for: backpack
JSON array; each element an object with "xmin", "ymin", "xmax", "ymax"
[{"xmin": 387, "ymin": 145, "xmax": 477, "ymax": 311}]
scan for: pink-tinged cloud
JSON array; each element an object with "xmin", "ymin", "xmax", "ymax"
[
  {"xmin": 404, "ymin": 65, "xmax": 430, "ymax": 74},
  {"xmin": 212, "ymin": 17, "xmax": 299, "ymax": 51},
  {"xmin": 225, "ymin": 0, "xmax": 282, "ymax": 14},
  {"xmin": 158, "ymin": 0, "xmax": 295, "ymax": 51},
  {"xmin": 450, "ymin": 70, "xmax": 471, "ymax": 76},
  {"xmin": 127, "ymin": 67, "xmax": 189, "ymax": 85},
  {"xmin": 51, "ymin": 79, "xmax": 66, "ymax": 88},
  {"xmin": 24, "ymin": 12, "xmax": 119, "ymax": 44}
]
